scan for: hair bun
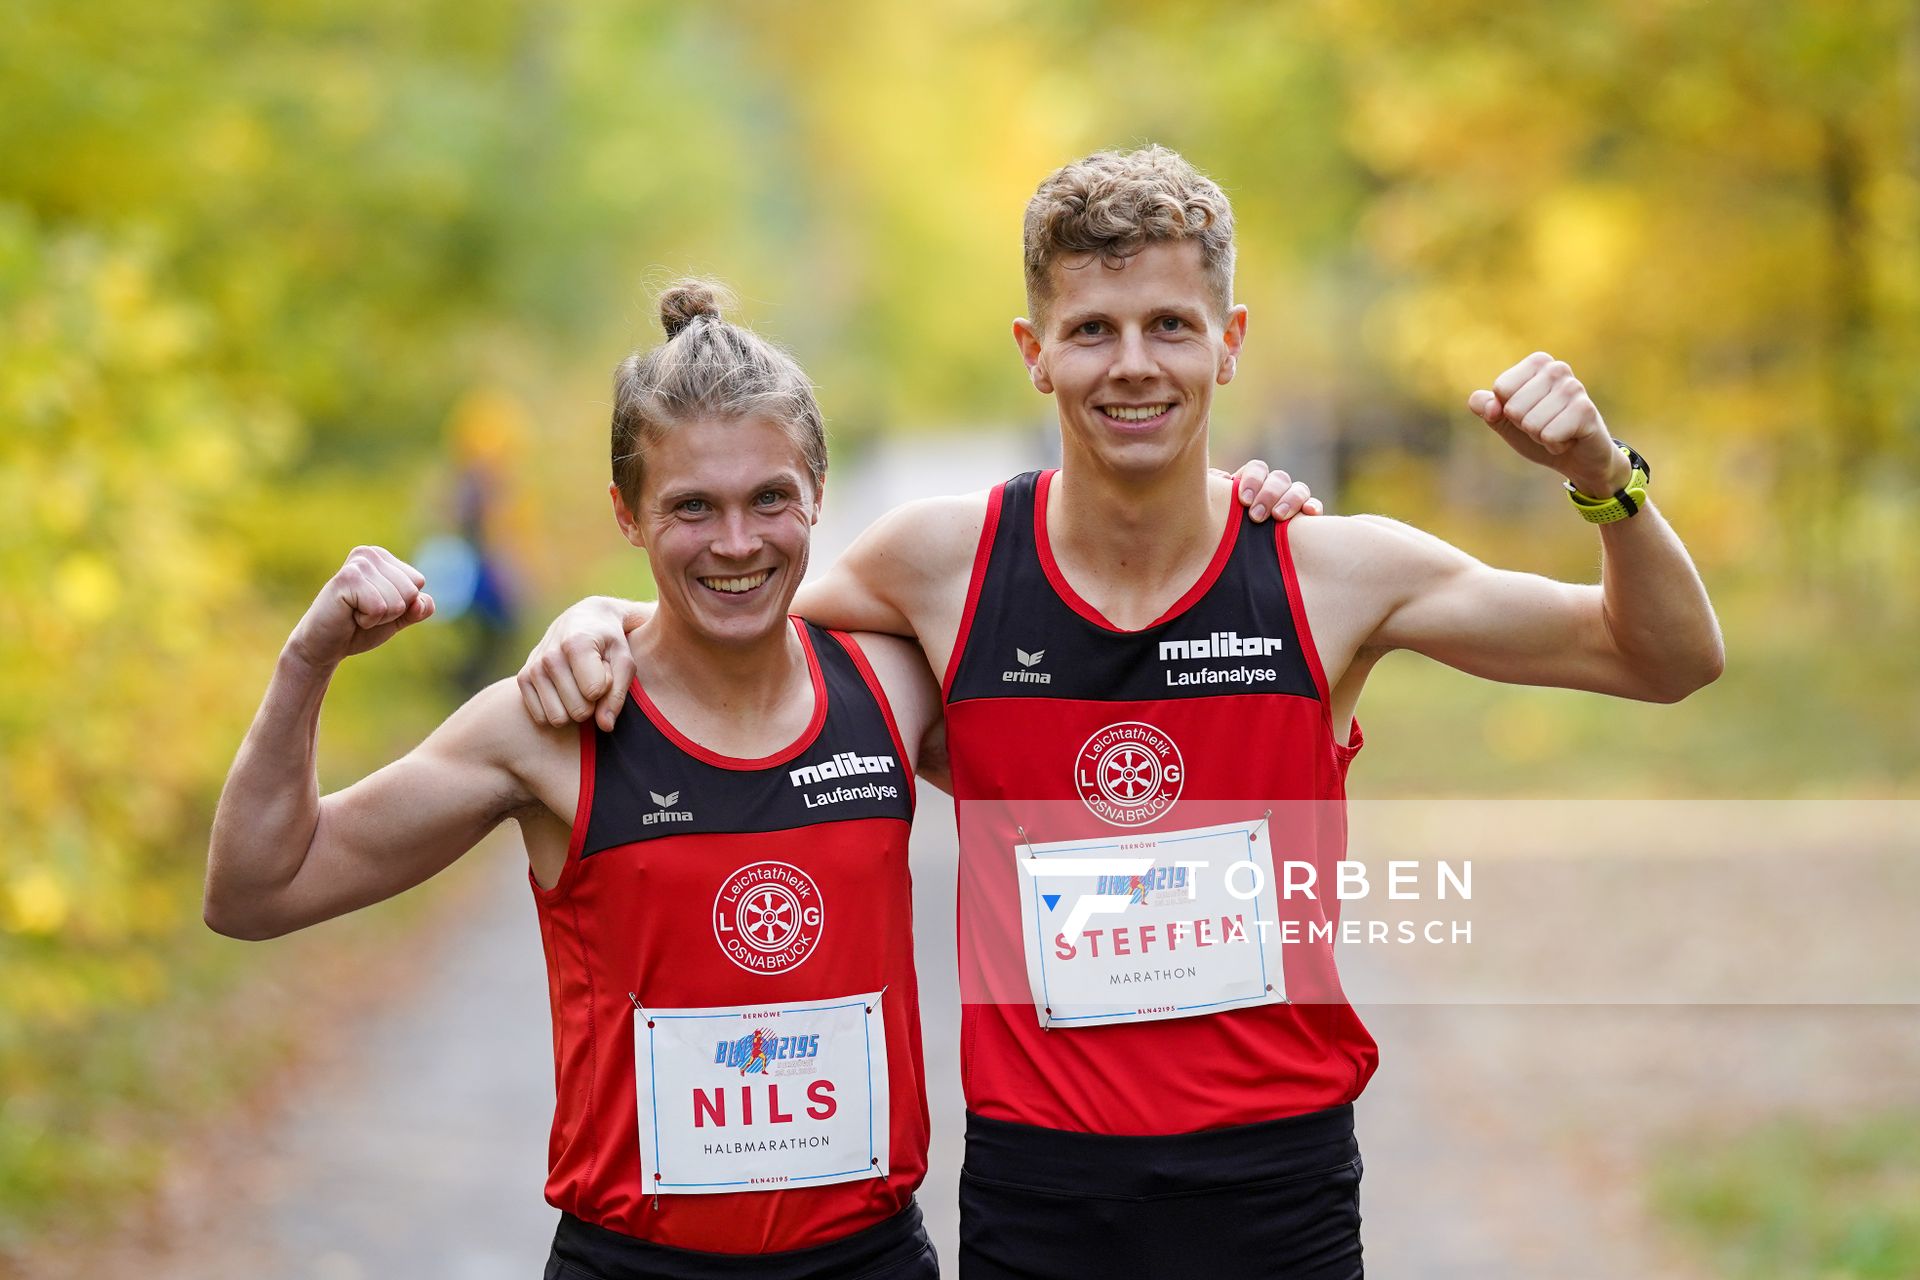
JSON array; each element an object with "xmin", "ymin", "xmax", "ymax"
[{"xmin": 658, "ymin": 279, "xmax": 731, "ymax": 339}]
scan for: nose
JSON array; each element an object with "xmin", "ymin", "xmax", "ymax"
[
  {"xmin": 1108, "ymin": 326, "xmax": 1159, "ymax": 382},
  {"xmin": 709, "ymin": 509, "xmax": 763, "ymax": 561}
]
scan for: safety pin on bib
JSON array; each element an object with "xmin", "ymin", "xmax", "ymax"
[
  {"xmin": 1015, "ymin": 828, "xmax": 1056, "ymax": 1031},
  {"xmin": 1243, "ymin": 813, "xmax": 1295, "ymax": 1005},
  {"xmin": 627, "ymin": 993, "xmax": 668, "ymax": 1209}
]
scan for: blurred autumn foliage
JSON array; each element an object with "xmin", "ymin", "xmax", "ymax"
[{"xmin": 2, "ymin": 0, "xmax": 1916, "ymax": 1255}]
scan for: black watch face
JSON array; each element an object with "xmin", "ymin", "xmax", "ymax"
[{"xmin": 1612, "ymin": 438, "xmax": 1650, "ymax": 482}]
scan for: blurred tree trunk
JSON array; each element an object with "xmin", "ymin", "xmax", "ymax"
[{"xmin": 1820, "ymin": 115, "xmax": 1873, "ymax": 488}]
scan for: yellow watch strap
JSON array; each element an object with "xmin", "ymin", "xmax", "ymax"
[{"xmin": 1565, "ymin": 447, "xmax": 1650, "ymax": 524}]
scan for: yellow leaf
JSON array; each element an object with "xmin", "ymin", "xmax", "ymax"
[
  {"xmin": 53, "ymin": 552, "xmax": 120, "ymax": 624},
  {"xmin": 8, "ymin": 868, "xmax": 70, "ymax": 935}
]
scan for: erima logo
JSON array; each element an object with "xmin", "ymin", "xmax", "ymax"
[
  {"xmin": 1159, "ymin": 631, "xmax": 1286, "ymax": 661},
  {"xmin": 788, "ymin": 751, "xmax": 897, "ymax": 787},
  {"xmin": 1003, "ymin": 646, "xmax": 1052, "ymax": 684},
  {"xmin": 643, "ymin": 789, "xmax": 693, "ymax": 825}
]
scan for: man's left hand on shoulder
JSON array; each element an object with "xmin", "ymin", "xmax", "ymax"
[
  {"xmin": 1468, "ymin": 352, "xmax": 1634, "ymax": 499},
  {"xmin": 1223, "ymin": 460, "xmax": 1325, "ymax": 522}
]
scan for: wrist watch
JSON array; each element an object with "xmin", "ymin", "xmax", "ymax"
[{"xmin": 1566, "ymin": 439, "xmax": 1651, "ymax": 524}]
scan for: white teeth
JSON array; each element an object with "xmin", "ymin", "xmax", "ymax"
[
  {"xmin": 701, "ymin": 570, "xmax": 773, "ymax": 594},
  {"xmin": 1102, "ymin": 404, "xmax": 1171, "ymax": 422}
]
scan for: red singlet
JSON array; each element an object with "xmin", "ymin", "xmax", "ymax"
[
  {"xmin": 531, "ymin": 619, "xmax": 928, "ymax": 1251},
  {"xmin": 942, "ymin": 470, "xmax": 1377, "ymax": 1135}
]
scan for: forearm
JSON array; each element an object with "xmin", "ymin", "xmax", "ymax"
[
  {"xmin": 791, "ymin": 578, "xmax": 912, "ymax": 636},
  {"xmin": 1595, "ymin": 504, "xmax": 1724, "ymax": 699},
  {"xmin": 204, "ymin": 650, "xmax": 334, "ymax": 933}
]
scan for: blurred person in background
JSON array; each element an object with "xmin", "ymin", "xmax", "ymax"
[
  {"xmin": 522, "ymin": 145, "xmax": 1722, "ymax": 1279},
  {"xmin": 412, "ymin": 390, "xmax": 529, "ymax": 696},
  {"xmin": 206, "ymin": 282, "xmax": 954, "ymax": 1279}
]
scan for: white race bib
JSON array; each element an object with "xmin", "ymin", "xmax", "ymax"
[
  {"xmin": 633, "ymin": 991, "xmax": 889, "ymax": 1195},
  {"xmin": 1014, "ymin": 818, "xmax": 1287, "ymax": 1028}
]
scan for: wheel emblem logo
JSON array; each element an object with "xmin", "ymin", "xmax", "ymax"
[
  {"xmin": 1074, "ymin": 722, "xmax": 1184, "ymax": 827},
  {"xmin": 712, "ymin": 862, "xmax": 824, "ymax": 973}
]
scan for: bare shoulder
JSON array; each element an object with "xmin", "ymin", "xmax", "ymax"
[
  {"xmin": 1283, "ymin": 514, "xmax": 1474, "ymax": 666},
  {"xmin": 440, "ymin": 678, "xmax": 581, "ymax": 820},
  {"xmin": 444, "ymin": 676, "xmax": 561, "ymax": 752},
  {"xmin": 1287, "ymin": 512, "xmax": 1462, "ymax": 582}
]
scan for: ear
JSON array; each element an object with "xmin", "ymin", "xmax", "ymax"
[
  {"xmin": 1217, "ymin": 304, "xmax": 1248, "ymax": 386},
  {"xmin": 609, "ymin": 480, "xmax": 645, "ymax": 548},
  {"xmin": 1012, "ymin": 317, "xmax": 1053, "ymax": 395},
  {"xmin": 810, "ymin": 477, "xmax": 825, "ymax": 526}
]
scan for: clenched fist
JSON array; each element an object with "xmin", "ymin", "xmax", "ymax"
[
  {"xmin": 285, "ymin": 545, "xmax": 435, "ymax": 671},
  {"xmin": 1468, "ymin": 353, "xmax": 1633, "ymax": 499}
]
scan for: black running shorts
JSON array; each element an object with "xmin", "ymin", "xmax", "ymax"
[
  {"xmin": 959, "ymin": 1104, "xmax": 1363, "ymax": 1279},
  {"xmin": 544, "ymin": 1198, "xmax": 938, "ymax": 1280}
]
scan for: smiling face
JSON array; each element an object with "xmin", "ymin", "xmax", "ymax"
[
  {"xmin": 1014, "ymin": 240, "xmax": 1246, "ymax": 481},
  {"xmin": 611, "ymin": 416, "xmax": 820, "ymax": 648}
]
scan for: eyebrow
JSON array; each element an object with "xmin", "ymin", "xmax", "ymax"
[
  {"xmin": 1055, "ymin": 304, "xmax": 1208, "ymax": 333},
  {"xmin": 1053, "ymin": 309, "xmax": 1109, "ymax": 334},
  {"xmin": 655, "ymin": 472, "xmax": 806, "ymax": 507}
]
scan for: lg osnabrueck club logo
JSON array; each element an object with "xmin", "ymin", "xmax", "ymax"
[
  {"xmin": 1075, "ymin": 721, "xmax": 1183, "ymax": 827},
  {"xmin": 712, "ymin": 861, "xmax": 824, "ymax": 974}
]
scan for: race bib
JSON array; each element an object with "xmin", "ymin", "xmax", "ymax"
[
  {"xmin": 1014, "ymin": 818, "xmax": 1287, "ymax": 1028},
  {"xmin": 633, "ymin": 991, "xmax": 889, "ymax": 1195}
]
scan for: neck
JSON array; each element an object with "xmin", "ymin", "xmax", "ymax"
[
  {"xmin": 632, "ymin": 608, "xmax": 808, "ymax": 717},
  {"xmin": 1050, "ymin": 432, "xmax": 1224, "ymax": 579}
]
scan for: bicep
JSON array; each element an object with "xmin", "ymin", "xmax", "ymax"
[
  {"xmin": 1368, "ymin": 520, "xmax": 1632, "ymax": 696},
  {"xmin": 270, "ymin": 689, "xmax": 534, "ymax": 935}
]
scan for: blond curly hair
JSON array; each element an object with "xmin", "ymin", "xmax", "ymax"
[{"xmin": 1022, "ymin": 145, "xmax": 1236, "ymax": 325}]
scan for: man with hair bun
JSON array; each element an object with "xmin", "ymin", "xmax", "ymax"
[
  {"xmin": 526, "ymin": 146, "xmax": 1722, "ymax": 1277},
  {"xmin": 207, "ymin": 282, "xmax": 953, "ymax": 1277}
]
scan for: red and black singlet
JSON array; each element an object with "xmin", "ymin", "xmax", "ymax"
[
  {"xmin": 942, "ymin": 469, "xmax": 1377, "ymax": 1136},
  {"xmin": 531, "ymin": 618, "xmax": 928, "ymax": 1253}
]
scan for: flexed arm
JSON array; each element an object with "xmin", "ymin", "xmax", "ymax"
[
  {"xmin": 205, "ymin": 547, "xmax": 558, "ymax": 940},
  {"xmin": 1307, "ymin": 354, "xmax": 1723, "ymax": 703}
]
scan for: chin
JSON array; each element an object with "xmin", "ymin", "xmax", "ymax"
[
  {"xmin": 1083, "ymin": 426, "xmax": 1192, "ymax": 474},
  {"xmin": 664, "ymin": 593, "xmax": 780, "ymax": 648},
  {"xmin": 695, "ymin": 617, "xmax": 784, "ymax": 651}
]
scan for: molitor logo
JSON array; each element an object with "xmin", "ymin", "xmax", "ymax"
[
  {"xmin": 712, "ymin": 862, "xmax": 825, "ymax": 974},
  {"xmin": 1074, "ymin": 721, "xmax": 1184, "ymax": 827}
]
